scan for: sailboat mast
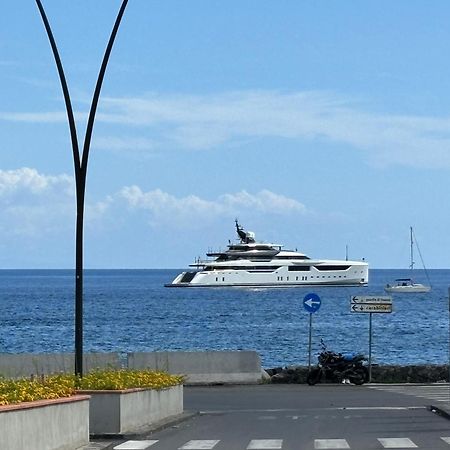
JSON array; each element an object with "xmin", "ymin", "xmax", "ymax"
[{"xmin": 409, "ymin": 226, "xmax": 414, "ymax": 271}]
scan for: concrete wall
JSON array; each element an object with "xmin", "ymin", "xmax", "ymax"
[
  {"xmin": 83, "ymin": 385, "xmax": 183, "ymax": 435},
  {"xmin": 128, "ymin": 350, "xmax": 263, "ymax": 384},
  {"xmin": 0, "ymin": 353, "xmax": 121, "ymax": 378},
  {"xmin": 0, "ymin": 396, "xmax": 90, "ymax": 450},
  {"xmin": 0, "ymin": 351, "xmax": 263, "ymax": 384}
]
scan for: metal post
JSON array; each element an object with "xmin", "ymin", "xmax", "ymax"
[
  {"xmin": 368, "ymin": 312, "xmax": 373, "ymax": 383},
  {"xmin": 35, "ymin": 0, "xmax": 129, "ymax": 377},
  {"xmin": 448, "ymin": 287, "xmax": 450, "ymax": 402},
  {"xmin": 308, "ymin": 313, "xmax": 312, "ymax": 371}
]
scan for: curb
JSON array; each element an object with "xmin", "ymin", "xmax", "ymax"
[
  {"xmin": 88, "ymin": 411, "xmax": 199, "ymax": 448},
  {"xmin": 428, "ymin": 405, "xmax": 450, "ymax": 420}
]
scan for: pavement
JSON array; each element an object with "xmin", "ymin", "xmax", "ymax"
[
  {"xmin": 83, "ymin": 412, "xmax": 198, "ymax": 449},
  {"xmin": 82, "ymin": 383, "xmax": 450, "ymax": 450}
]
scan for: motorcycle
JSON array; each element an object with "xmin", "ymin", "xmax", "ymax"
[{"xmin": 307, "ymin": 339, "xmax": 369, "ymax": 385}]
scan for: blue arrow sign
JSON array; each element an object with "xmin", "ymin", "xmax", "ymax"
[{"xmin": 303, "ymin": 293, "xmax": 321, "ymax": 313}]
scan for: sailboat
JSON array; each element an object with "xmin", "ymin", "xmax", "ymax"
[{"xmin": 384, "ymin": 227, "xmax": 431, "ymax": 293}]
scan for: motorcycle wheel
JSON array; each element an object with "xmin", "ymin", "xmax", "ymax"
[
  {"xmin": 362, "ymin": 366, "xmax": 370, "ymax": 383},
  {"xmin": 350, "ymin": 368, "xmax": 368, "ymax": 385},
  {"xmin": 307, "ymin": 368, "xmax": 322, "ymax": 385}
]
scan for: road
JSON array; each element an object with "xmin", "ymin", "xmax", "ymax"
[{"xmin": 99, "ymin": 383, "xmax": 450, "ymax": 450}]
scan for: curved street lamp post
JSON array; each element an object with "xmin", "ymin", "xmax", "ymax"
[{"xmin": 35, "ymin": 0, "xmax": 129, "ymax": 377}]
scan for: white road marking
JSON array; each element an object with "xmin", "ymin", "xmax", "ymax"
[
  {"xmin": 113, "ymin": 441, "xmax": 159, "ymax": 450},
  {"xmin": 314, "ymin": 439, "xmax": 350, "ymax": 449},
  {"xmin": 178, "ymin": 440, "xmax": 220, "ymax": 449},
  {"xmin": 377, "ymin": 437, "xmax": 418, "ymax": 448},
  {"xmin": 247, "ymin": 439, "xmax": 283, "ymax": 449},
  {"xmin": 367, "ymin": 384, "xmax": 450, "ymax": 403},
  {"xmin": 442, "ymin": 437, "xmax": 450, "ymax": 445}
]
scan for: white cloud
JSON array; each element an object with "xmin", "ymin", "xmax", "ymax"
[
  {"xmin": 0, "ymin": 111, "xmax": 68, "ymax": 123},
  {"xmin": 0, "ymin": 167, "xmax": 73, "ymax": 199},
  {"xmin": 98, "ymin": 91, "xmax": 450, "ymax": 168},
  {"xmin": 3, "ymin": 90, "xmax": 450, "ymax": 168},
  {"xmin": 0, "ymin": 168, "xmax": 74, "ymax": 236},
  {"xmin": 0, "ymin": 168, "xmax": 307, "ymax": 236},
  {"xmin": 116, "ymin": 185, "xmax": 306, "ymax": 225},
  {"xmin": 93, "ymin": 136, "xmax": 157, "ymax": 153}
]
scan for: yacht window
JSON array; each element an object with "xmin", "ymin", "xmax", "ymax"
[
  {"xmin": 314, "ymin": 265, "xmax": 350, "ymax": 271},
  {"xmin": 274, "ymin": 255, "xmax": 310, "ymax": 260},
  {"xmin": 288, "ymin": 266, "xmax": 311, "ymax": 271},
  {"xmin": 210, "ymin": 265, "xmax": 281, "ymax": 271}
]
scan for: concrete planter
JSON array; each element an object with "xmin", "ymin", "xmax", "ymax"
[
  {"xmin": 79, "ymin": 384, "xmax": 183, "ymax": 436},
  {"xmin": 0, "ymin": 395, "xmax": 90, "ymax": 450}
]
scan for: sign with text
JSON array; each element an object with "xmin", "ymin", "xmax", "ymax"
[
  {"xmin": 351, "ymin": 303, "xmax": 392, "ymax": 313},
  {"xmin": 351, "ymin": 296, "xmax": 392, "ymax": 304},
  {"xmin": 350, "ymin": 295, "xmax": 392, "ymax": 313}
]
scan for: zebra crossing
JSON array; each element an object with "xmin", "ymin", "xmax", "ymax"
[
  {"xmin": 112, "ymin": 436, "xmax": 450, "ymax": 449},
  {"xmin": 366, "ymin": 383, "xmax": 450, "ymax": 403}
]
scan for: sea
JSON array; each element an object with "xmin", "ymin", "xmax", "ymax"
[{"xmin": 0, "ymin": 269, "xmax": 449, "ymax": 369}]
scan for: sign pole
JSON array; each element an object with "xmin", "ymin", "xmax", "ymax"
[
  {"xmin": 368, "ymin": 312, "xmax": 373, "ymax": 383},
  {"xmin": 448, "ymin": 287, "xmax": 450, "ymax": 403},
  {"xmin": 308, "ymin": 313, "xmax": 312, "ymax": 371},
  {"xmin": 351, "ymin": 295, "xmax": 393, "ymax": 384},
  {"xmin": 303, "ymin": 293, "xmax": 321, "ymax": 372}
]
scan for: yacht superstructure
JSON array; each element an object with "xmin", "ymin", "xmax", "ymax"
[{"xmin": 165, "ymin": 221, "xmax": 369, "ymax": 288}]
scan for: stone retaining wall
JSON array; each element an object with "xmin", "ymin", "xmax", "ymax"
[{"xmin": 267, "ymin": 365, "xmax": 449, "ymax": 383}]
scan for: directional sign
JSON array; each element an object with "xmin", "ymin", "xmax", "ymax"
[
  {"xmin": 303, "ymin": 293, "xmax": 321, "ymax": 313},
  {"xmin": 351, "ymin": 296, "xmax": 392, "ymax": 304},
  {"xmin": 350, "ymin": 295, "xmax": 392, "ymax": 313},
  {"xmin": 351, "ymin": 303, "xmax": 392, "ymax": 313}
]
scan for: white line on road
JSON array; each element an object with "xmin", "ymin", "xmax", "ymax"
[
  {"xmin": 178, "ymin": 440, "xmax": 220, "ymax": 450},
  {"xmin": 314, "ymin": 439, "xmax": 350, "ymax": 449},
  {"xmin": 377, "ymin": 437, "xmax": 418, "ymax": 448},
  {"xmin": 113, "ymin": 441, "xmax": 159, "ymax": 450},
  {"xmin": 247, "ymin": 439, "xmax": 283, "ymax": 449}
]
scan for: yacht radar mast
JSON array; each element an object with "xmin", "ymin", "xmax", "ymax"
[{"xmin": 235, "ymin": 219, "xmax": 255, "ymax": 244}]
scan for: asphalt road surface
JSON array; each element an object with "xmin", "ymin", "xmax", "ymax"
[{"xmin": 99, "ymin": 383, "xmax": 450, "ymax": 450}]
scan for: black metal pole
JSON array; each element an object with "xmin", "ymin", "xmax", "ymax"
[{"xmin": 35, "ymin": 0, "xmax": 129, "ymax": 377}]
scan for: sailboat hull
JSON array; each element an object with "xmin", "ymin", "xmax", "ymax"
[
  {"xmin": 385, "ymin": 227, "xmax": 432, "ymax": 294},
  {"xmin": 385, "ymin": 283, "xmax": 431, "ymax": 293}
]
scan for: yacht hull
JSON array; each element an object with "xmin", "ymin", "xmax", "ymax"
[{"xmin": 166, "ymin": 264, "xmax": 369, "ymax": 288}]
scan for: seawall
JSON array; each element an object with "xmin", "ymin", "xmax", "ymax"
[
  {"xmin": 0, "ymin": 352, "xmax": 447, "ymax": 384},
  {"xmin": 267, "ymin": 364, "xmax": 449, "ymax": 383}
]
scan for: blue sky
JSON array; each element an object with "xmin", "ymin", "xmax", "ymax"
[{"xmin": 1, "ymin": 1, "xmax": 450, "ymax": 269}]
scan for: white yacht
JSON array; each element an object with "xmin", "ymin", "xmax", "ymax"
[{"xmin": 165, "ymin": 221, "xmax": 369, "ymax": 288}]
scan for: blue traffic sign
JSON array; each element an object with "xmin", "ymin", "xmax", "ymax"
[{"xmin": 303, "ymin": 293, "xmax": 321, "ymax": 313}]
